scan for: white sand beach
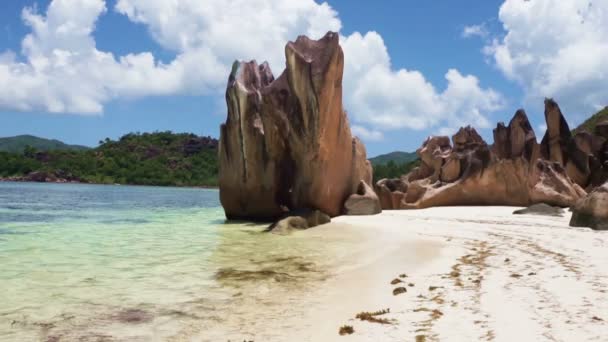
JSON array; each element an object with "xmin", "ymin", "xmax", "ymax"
[{"xmin": 219, "ymin": 206, "xmax": 608, "ymax": 342}]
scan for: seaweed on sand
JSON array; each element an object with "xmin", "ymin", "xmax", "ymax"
[
  {"xmin": 339, "ymin": 325, "xmax": 354, "ymax": 335},
  {"xmin": 355, "ymin": 308, "xmax": 393, "ymax": 324}
]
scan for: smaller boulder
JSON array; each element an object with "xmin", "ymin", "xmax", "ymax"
[
  {"xmin": 268, "ymin": 209, "xmax": 331, "ymax": 235},
  {"xmin": 344, "ymin": 180, "xmax": 381, "ymax": 215},
  {"xmin": 513, "ymin": 203, "xmax": 565, "ymax": 217},
  {"xmin": 570, "ymin": 182, "xmax": 608, "ymax": 230}
]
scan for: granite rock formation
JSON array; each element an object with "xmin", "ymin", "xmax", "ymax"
[
  {"xmin": 570, "ymin": 182, "xmax": 608, "ymax": 230},
  {"xmin": 344, "ymin": 180, "xmax": 381, "ymax": 215},
  {"xmin": 376, "ymin": 99, "xmax": 597, "ymax": 209},
  {"xmin": 219, "ymin": 32, "xmax": 372, "ymax": 220}
]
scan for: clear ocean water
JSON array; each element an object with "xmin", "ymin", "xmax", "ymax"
[{"xmin": 0, "ymin": 182, "xmax": 347, "ymax": 341}]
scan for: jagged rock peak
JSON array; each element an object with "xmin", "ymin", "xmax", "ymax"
[{"xmin": 219, "ymin": 32, "xmax": 372, "ymax": 221}]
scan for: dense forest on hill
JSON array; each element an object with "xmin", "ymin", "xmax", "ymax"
[
  {"xmin": 0, "ymin": 132, "xmax": 219, "ymax": 187},
  {"xmin": 0, "ymin": 135, "xmax": 90, "ymax": 153},
  {"xmin": 369, "ymin": 151, "xmax": 417, "ymax": 165},
  {"xmin": 372, "ymin": 159, "xmax": 421, "ymax": 183},
  {"xmin": 573, "ymin": 106, "xmax": 608, "ymax": 134}
]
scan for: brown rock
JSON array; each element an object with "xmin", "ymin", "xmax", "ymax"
[
  {"xmin": 219, "ymin": 32, "xmax": 371, "ymax": 220},
  {"xmin": 268, "ymin": 209, "xmax": 331, "ymax": 235},
  {"xmin": 493, "ymin": 109, "xmax": 537, "ymax": 160},
  {"xmin": 513, "ymin": 203, "xmax": 565, "ymax": 216},
  {"xmin": 440, "ymin": 156, "xmax": 460, "ymax": 182},
  {"xmin": 344, "ymin": 180, "xmax": 381, "ymax": 215},
  {"xmin": 540, "ymin": 98, "xmax": 572, "ymax": 165},
  {"xmin": 570, "ymin": 182, "xmax": 608, "ymax": 230},
  {"xmin": 376, "ymin": 104, "xmax": 587, "ymax": 210}
]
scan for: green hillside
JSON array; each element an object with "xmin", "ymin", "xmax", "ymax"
[
  {"xmin": 0, "ymin": 132, "xmax": 219, "ymax": 187},
  {"xmin": 573, "ymin": 106, "xmax": 608, "ymax": 134},
  {"xmin": 0, "ymin": 135, "xmax": 90, "ymax": 153},
  {"xmin": 369, "ymin": 151, "xmax": 417, "ymax": 165}
]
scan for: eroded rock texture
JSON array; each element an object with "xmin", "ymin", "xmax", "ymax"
[
  {"xmin": 219, "ymin": 32, "xmax": 372, "ymax": 220},
  {"xmin": 376, "ymin": 99, "xmax": 603, "ymax": 209},
  {"xmin": 344, "ymin": 180, "xmax": 381, "ymax": 215},
  {"xmin": 570, "ymin": 182, "xmax": 608, "ymax": 230}
]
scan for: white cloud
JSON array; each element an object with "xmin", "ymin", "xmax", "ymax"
[
  {"xmin": 462, "ymin": 24, "xmax": 489, "ymax": 38},
  {"xmin": 114, "ymin": 0, "xmax": 341, "ymax": 76},
  {"xmin": 341, "ymin": 31, "xmax": 504, "ymax": 134},
  {"xmin": 537, "ymin": 123, "xmax": 547, "ymax": 138},
  {"xmin": 0, "ymin": 0, "xmax": 505, "ymax": 137},
  {"xmin": 0, "ymin": 0, "xmax": 339, "ymax": 114},
  {"xmin": 351, "ymin": 125, "xmax": 384, "ymax": 141},
  {"xmin": 485, "ymin": 0, "xmax": 608, "ymax": 120}
]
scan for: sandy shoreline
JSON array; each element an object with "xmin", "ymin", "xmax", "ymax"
[
  {"xmin": 229, "ymin": 206, "xmax": 608, "ymax": 341},
  {"xmin": 2, "ymin": 204, "xmax": 607, "ymax": 341}
]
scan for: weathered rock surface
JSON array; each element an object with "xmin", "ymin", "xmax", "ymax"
[
  {"xmin": 376, "ymin": 99, "xmax": 594, "ymax": 209},
  {"xmin": 219, "ymin": 32, "xmax": 372, "ymax": 220},
  {"xmin": 268, "ymin": 209, "xmax": 331, "ymax": 235},
  {"xmin": 570, "ymin": 182, "xmax": 608, "ymax": 230},
  {"xmin": 513, "ymin": 203, "xmax": 565, "ymax": 216},
  {"xmin": 344, "ymin": 180, "xmax": 381, "ymax": 215}
]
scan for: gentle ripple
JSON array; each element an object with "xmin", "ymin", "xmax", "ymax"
[{"xmin": 0, "ymin": 182, "xmax": 346, "ymax": 341}]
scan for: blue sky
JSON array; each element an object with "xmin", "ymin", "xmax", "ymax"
[{"xmin": 0, "ymin": 0, "xmax": 605, "ymax": 157}]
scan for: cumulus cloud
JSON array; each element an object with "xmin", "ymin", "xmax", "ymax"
[
  {"xmin": 462, "ymin": 24, "xmax": 489, "ymax": 38},
  {"xmin": 484, "ymin": 0, "xmax": 608, "ymax": 119},
  {"xmin": 0, "ymin": 0, "xmax": 339, "ymax": 114},
  {"xmin": 342, "ymin": 32, "xmax": 504, "ymax": 134},
  {"xmin": 351, "ymin": 125, "xmax": 384, "ymax": 141},
  {"xmin": 0, "ymin": 0, "xmax": 221, "ymax": 114},
  {"xmin": 0, "ymin": 0, "xmax": 505, "ymax": 137}
]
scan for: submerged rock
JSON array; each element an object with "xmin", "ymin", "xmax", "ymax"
[
  {"xmin": 376, "ymin": 99, "xmax": 590, "ymax": 209},
  {"xmin": 344, "ymin": 180, "xmax": 381, "ymax": 215},
  {"xmin": 513, "ymin": 203, "xmax": 565, "ymax": 216},
  {"xmin": 219, "ymin": 32, "xmax": 372, "ymax": 221},
  {"xmin": 570, "ymin": 182, "xmax": 608, "ymax": 230},
  {"xmin": 113, "ymin": 309, "xmax": 153, "ymax": 324}
]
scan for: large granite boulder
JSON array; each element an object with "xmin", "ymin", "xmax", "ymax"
[
  {"xmin": 570, "ymin": 182, "xmax": 608, "ymax": 230},
  {"xmin": 344, "ymin": 180, "xmax": 381, "ymax": 215},
  {"xmin": 219, "ymin": 32, "xmax": 372, "ymax": 220},
  {"xmin": 376, "ymin": 100, "xmax": 589, "ymax": 209}
]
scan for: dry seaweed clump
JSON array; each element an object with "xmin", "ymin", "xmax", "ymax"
[
  {"xmin": 393, "ymin": 287, "xmax": 407, "ymax": 295},
  {"xmin": 339, "ymin": 325, "xmax": 354, "ymax": 335},
  {"xmin": 356, "ymin": 308, "xmax": 393, "ymax": 324}
]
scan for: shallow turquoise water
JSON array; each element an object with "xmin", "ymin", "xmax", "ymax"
[{"xmin": 0, "ymin": 182, "xmax": 341, "ymax": 341}]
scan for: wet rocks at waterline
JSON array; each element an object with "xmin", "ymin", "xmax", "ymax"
[{"xmin": 267, "ymin": 209, "xmax": 332, "ymax": 235}]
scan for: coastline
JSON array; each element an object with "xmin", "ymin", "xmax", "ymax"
[
  {"xmin": 0, "ymin": 178, "xmax": 219, "ymax": 189},
  {"xmin": 2, "ymin": 195, "xmax": 607, "ymax": 341},
  {"xmin": 218, "ymin": 206, "xmax": 608, "ymax": 341}
]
